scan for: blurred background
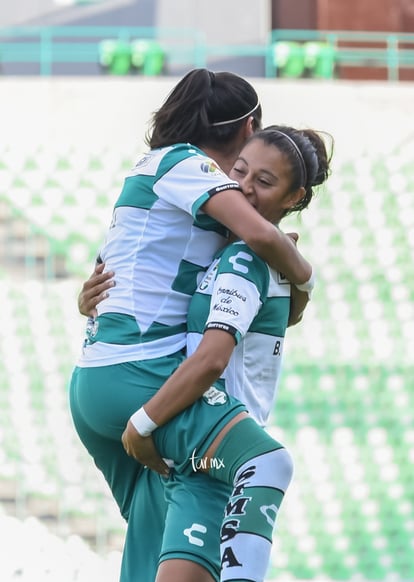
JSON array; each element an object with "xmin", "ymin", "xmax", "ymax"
[{"xmin": 0, "ymin": 0, "xmax": 413, "ymax": 580}]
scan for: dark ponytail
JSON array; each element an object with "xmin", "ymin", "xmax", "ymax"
[{"xmin": 147, "ymin": 69, "xmax": 262, "ymax": 149}]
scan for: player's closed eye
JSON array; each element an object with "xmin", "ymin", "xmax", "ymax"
[
  {"xmin": 232, "ymin": 166, "xmax": 246, "ymax": 176},
  {"xmin": 257, "ymin": 177, "xmax": 272, "ymax": 186}
]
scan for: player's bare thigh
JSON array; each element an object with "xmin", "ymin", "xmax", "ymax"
[
  {"xmin": 200, "ymin": 410, "xmax": 249, "ymax": 473},
  {"xmin": 156, "ymin": 558, "xmax": 215, "ymax": 582}
]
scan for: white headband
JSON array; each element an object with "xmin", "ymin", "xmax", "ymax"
[
  {"xmin": 272, "ymin": 129, "xmax": 308, "ymax": 187},
  {"xmin": 211, "ymin": 101, "xmax": 260, "ymax": 127}
]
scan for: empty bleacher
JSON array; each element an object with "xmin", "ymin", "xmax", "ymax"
[
  {"xmin": 0, "ymin": 78, "xmax": 413, "ymax": 581},
  {"xmin": 0, "ymin": 511, "xmax": 122, "ymax": 581}
]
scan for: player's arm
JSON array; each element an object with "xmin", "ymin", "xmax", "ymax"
[
  {"xmin": 78, "ymin": 260, "xmax": 115, "ymax": 318},
  {"xmin": 147, "ymin": 329, "xmax": 233, "ymax": 425},
  {"xmin": 288, "ymin": 285, "xmax": 310, "ymax": 327},
  {"xmin": 203, "ymin": 189, "xmax": 312, "ymax": 285},
  {"xmin": 121, "ymin": 328, "xmax": 235, "ymax": 473},
  {"xmin": 122, "ymin": 254, "xmax": 260, "ymax": 471},
  {"xmin": 138, "ymin": 251, "xmax": 261, "ymax": 425}
]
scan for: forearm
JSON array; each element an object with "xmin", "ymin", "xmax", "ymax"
[
  {"xmin": 288, "ymin": 286, "xmax": 310, "ymax": 327},
  {"xmin": 204, "ymin": 189, "xmax": 311, "ymax": 284},
  {"xmin": 247, "ymin": 223, "xmax": 312, "ymax": 285},
  {"xmin": 143, "ymin": 355, "xmax": 222, "ymax": 427},
  {"xmin": 141, "ymin": 331, "xmax": 235, "ymax": 428},
  {"xmin": 123, "ymin": 334, "xmax": 232, "ymax": 472}
]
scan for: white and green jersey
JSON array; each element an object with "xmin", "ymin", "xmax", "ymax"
[
  {"xmin": 78, "ymin": 143, "xmax": 241, "ymax": 367},
  {"xmin": 187, "ymin": 240, "xmax": 291, "ymax": 426}
]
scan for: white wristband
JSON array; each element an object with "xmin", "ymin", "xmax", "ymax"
[
  {"xmin": 294, "ymin": 269, "xmax": 315, "ymax": 297},
  {"xmin": 130, "ymin": 407, "xmax": 158, "ymax": 437}
]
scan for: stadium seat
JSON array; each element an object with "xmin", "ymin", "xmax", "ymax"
[
  {"xmin": 272, "ymin": 41, "xmax": 306, "ymax": 78},
  {"xmin": 304, "ymin": 41, "xmax": 337, "ymax": 78},
  {"xmin": 130, "ymin": 39, "xmax": 166, "ymax": 75},
  {"xmin": 0, "ymin": 513, "xmax": 122, "ymax": 581},
  {"xmin": 98, "ymin": 39, "xmax": 132, "ymax": 75},
  {"xmin": 1, "ymin": 140, "xmax": 413, "ymax": 581}
]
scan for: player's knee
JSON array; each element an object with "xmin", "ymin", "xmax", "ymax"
[{"xmin": 267, "ymin": 447, "xmax": 294, "ymax": 492}]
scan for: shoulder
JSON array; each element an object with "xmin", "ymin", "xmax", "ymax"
[
  {"xmin": 219, "ymin": 241, "xmax": 266, "ymax": 270},
  {"xmin": 217, "ymin": 242, "xmax": 269, "ymax": 288}
]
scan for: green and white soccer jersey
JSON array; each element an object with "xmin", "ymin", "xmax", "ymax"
[
  {"xmin": 187, "ymin": 240, "xmax": 291, "ymax": 427},
  {"xmin": 78, "ymin": 144, "xmax": 241, "ymax": 367}
]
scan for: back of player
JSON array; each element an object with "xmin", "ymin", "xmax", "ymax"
[{"xmin": 78, "ymin": 143, "xmax": 238, "ymax": 367}]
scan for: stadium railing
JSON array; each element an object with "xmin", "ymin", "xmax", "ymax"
[
  {"xmin": 270, "ymin": 29, "xmax": 414, "ymax": 81},
  {"xmin": 1, "ymin": 27, "xmax": 414, "ymax": 79},
  {"xmin": 0, "ymin": 25, "xmax": 206, "ymax": 75}
]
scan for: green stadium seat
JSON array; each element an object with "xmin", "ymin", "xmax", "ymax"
[
  {"xmin": 304, "ymin": 41, "xmax": 337, "ymax": 78},
  {"xmin": 272, "ymin": 41, "xmax": 306, "ymax": 78},
  {"xmin": 98, "ymin": 39, "xmax": 132, "ymax": 76},
  {"xmin": 131, "ymin": 39, "xmax": 166, "ymax": 76},
  {"xmin": 1, "ymin": 136, "xmax": 414, "ymax": 580}
]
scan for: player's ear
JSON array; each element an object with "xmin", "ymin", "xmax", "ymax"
[
  {"xmin": 244, "ymin": 116, "xmax": 256, "ymax": 139},
  {"xmin": 285, "ymin": 186, "xmax": 305, "ymax": 209}
]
